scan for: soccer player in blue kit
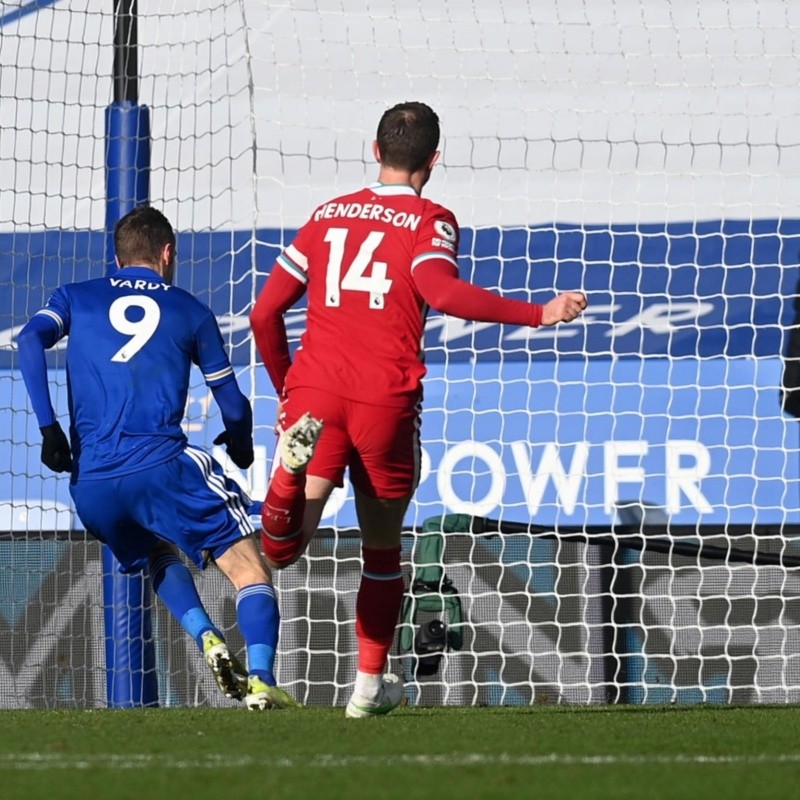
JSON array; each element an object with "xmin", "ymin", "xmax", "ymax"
[{"xmin": 17, "ymin": 204, "xmax": 296, "ymax": 710}]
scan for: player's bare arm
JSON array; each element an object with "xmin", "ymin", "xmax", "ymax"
[{"xmin": 540, "ymin": 291, "xmax": 588, "ymax": 326}]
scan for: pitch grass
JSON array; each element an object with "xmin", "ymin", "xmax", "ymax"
[{"xmin": 2, "ymin": 706, "xmax": 800, "ymax": 800}]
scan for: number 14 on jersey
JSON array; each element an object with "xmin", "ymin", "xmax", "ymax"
[{"xmin": 324, "ymin": 228, "xmax": 392, "ymax": 309}]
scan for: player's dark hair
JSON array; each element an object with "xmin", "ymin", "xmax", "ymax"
[
  {"xmin": 376, "ymin": 101, "xmax": 440, "ymax": 173},
  {"xmin": 114, "ymin": 205, "xmax": 176, "ymax": 268}
]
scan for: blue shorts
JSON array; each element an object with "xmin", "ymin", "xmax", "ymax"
[{"xmin": 70, "ymin": 446, "xmax": 254, "ymax": 574}]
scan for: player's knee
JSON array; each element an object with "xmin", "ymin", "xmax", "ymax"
[
  {"xmin": 260, "ymin": 529, "xmax": 306, "ymax": 570},
  {"xmin": 148, "ymin": 541, "xmax": 179, "ymax": 563},
  {"xmin": 265, "ymin": 552, "xmax": 299, "ymax": 571}
]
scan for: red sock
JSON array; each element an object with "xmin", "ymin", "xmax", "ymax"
[
  {"xmin": 355, "ymin": 546, "xmax": 404, "ymax": 674},
  {"xmin": 260, "ymin": 464, "xmax": 307, "ymax": 566}
]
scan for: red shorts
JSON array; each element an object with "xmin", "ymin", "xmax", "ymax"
[{"xmin": 282, "ymin": 387, "xmax": 421, "ymax": 499}]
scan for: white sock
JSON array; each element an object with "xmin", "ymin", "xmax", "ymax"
[{"xmin": 354, "ymin": 670, "xmax": 383, "ymax": 699}]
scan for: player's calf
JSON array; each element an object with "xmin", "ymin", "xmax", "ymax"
[{"xmin": 259, "ymin": 412, "xmax": 323, "ymax": 568}]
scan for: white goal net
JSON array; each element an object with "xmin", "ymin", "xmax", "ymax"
[{"xmin": 2, "ymin": 0, "xmax": 800, "ymax": 707}]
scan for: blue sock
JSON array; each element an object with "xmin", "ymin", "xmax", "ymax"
[
  {"xmin": 236, "ymin": 583, "xmax": 279, "ymax": 685},
  {"xmin": 150, "ymin": 551, "xmax": 221, "ymax": 652}
]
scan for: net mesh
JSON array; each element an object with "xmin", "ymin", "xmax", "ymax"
[{"xmin": 2, "ymin": 0, "xmax": 800, "ymax": 706}]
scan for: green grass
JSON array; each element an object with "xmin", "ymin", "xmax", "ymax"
[{"xmin": 2, "ymin": 705, "xmax": 800, "ymax": 800}]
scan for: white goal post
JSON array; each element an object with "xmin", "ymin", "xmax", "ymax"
[{"xmin": 2, "ymin": 0, "xmax": 800, "ymax": 707}]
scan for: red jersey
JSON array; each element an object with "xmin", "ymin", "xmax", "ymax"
[
  {"xmin": 251, "ymin": 183, "xmax": 543, "ymax": 409},
  {"xmin": 270, "ymin": 183, "xmax": 459, "ymax": 407}
]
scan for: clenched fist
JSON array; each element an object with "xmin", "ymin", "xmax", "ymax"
[{"xmin": 540, "ymin": 292, "xmax": 588, "ymax": 326}]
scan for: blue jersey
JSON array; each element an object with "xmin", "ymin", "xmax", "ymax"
[{"xmin": 33, "ymin": 266, "xmax": 235, "ymax": 479}]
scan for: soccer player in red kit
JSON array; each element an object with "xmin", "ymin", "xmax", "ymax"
[{"xmin": 250, "ymin": 101, "xmax": 587, "ymax": 717}]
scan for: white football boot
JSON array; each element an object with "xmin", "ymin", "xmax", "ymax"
[
  {"xmin": 345, "ymin": 673, "xmax": 406, "ymax": 719},
  {"xmin": 280, "ymin": 412, "xmax": 324, "ymax": 473}
]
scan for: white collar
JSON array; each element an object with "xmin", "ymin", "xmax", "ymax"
[{"xmin": 368, "ymin": 182, "xmax": 418, "ymax": 197}]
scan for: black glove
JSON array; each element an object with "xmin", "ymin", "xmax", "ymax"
[
  {"xmin": 213, "ymin": 431, "xmax": 254, "ymax": 470},
  {"xmin": 40, "ymin": 422, "xmax": 73, "ymax": 473}
]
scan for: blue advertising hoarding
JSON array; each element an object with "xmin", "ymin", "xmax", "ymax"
[{"xmin": 2, "ymin": 220, "xmax": 800, "ymax": 529}]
